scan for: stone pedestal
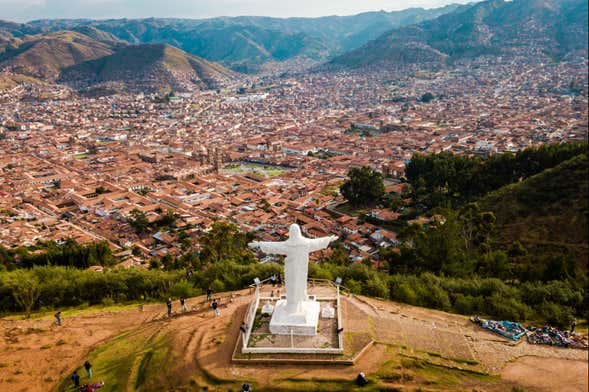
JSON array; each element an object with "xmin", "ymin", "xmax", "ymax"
[{"xmin": 269, "ymin": 299, "xmax": 320, "ymax": 336}]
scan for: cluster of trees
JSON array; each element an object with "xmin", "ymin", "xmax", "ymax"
[
  {"xmin": 311, "ymin": 261, "xmax": 583, "ymax": 327},
  {"xmin": 406, "ymin": 142, "xmax": 587, "ymax": 209},
  {"xmin": 379, "ymin": 204, "xmax": 584, "ymax": 282},
  {"xmin": 340, "ymin": 166, "xmax": 385, "ymax": 207},
  {"xmin": 0, "ymin": 240, "xmax": 114, "ymax": 270},
  {"xmin": 0, "ymin": 262, "xmax": 282, "ymax": 318},
  {"xmin": 0, "ymin": 258, "xmax": 582, "ymax": 327},
  {"xmin": 128, "ymin": 208, "xmax": 179, "ymax": 234}
]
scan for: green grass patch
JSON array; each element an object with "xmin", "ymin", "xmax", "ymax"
[
  {"xmin": 3, "ymin": 302, "xmax": 146, "ymax": 321},
  {"xmin": 332, "ymin": 202, "xmax": 370, "ymax": 217},
  {"xmin": 134, "ymin": 350, "xmax": 153, "ymax": 389}
]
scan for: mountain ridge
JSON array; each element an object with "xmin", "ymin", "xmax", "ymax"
[
  {"xmin": 58, "ymin": 42, "xmax": 238, "ymax": 93},
  {"xmin": 328, "ymin": 0, "xmax": 588, "ymax": 69},
  {"xmin": 4, "ymin": 4, "xmax": 465, "ymax": 71}
]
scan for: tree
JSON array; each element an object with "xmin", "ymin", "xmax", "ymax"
[
  {"xmin": 157, "ymin": 209, "xmax": 179, "ymax": 228},
  {"xmin": 340, "ymin": 166, "xmax": 385, "ymax": 207},
  {"xmin": 328, "ymin": 241, "xmax": 350, "ymax": 266},
  {"xmin": 420, "ymin": 92, "xmax": 435, "ymax": 103},
  {"xmin": 199, "ymin": 221, "xmax": 254, "ymax": 264},
  {"xmin": 8, "ymin": 270, "xmax": 40, "ymax": 318},
  {"xmin": 129, "ymin": 209, "xmax": 149, "ymax": 234}
]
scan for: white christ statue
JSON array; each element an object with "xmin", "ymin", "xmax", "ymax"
[{"xmin": 249, "ymin": 224, "xmax": 337, "ymax": 335}]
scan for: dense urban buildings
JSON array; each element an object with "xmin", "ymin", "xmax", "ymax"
[{"xmin": 1, "ymin": 57, "xmax": 587, "ymax": 267}]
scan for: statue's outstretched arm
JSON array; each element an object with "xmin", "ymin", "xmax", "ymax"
[
  {"xmin": 249, "ymin": 241, "xmax": 289, "ymax": 255},
  {"xmin": 307, "ymin": 235, "xmax": 338, "ymax": 252}
]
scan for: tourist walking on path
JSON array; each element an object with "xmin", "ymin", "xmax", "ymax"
[
  {"xmin": 571, "ymin": 318, "xmax": 577, "ymax": 333},
  {"xmin": 206, "ymin": 287, "xmax": 213, "ymax": 301},
  {"xmin": 166, "ymin": 298, "xmax": 172, "ymax": 318},
  {"xmin": 180, "ymin": 297, "xmax": 187, "ymax": 313},
  {"xmin": 71, "ymin": 370, "xmax": 80, "ymax": 387},
  {"xmin": 211, "ymin": 299, "xmax": 219, "ymax": 317},
  {"xmin": 84, "ymin": 360, "xmax": 92, "ymax": 378},
  {"xmin": 54, "ymin": 311, "xmax": 62, "ymax": 326},
  {"xmin": 270, "ymin": 273, "xmax": 277, "ymax": 287}
]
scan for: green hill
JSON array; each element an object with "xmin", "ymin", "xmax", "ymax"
[
  {"xmin": 480, "ymin": 153, "xmax": 588, "ymax": 266},
  {"xmin": 329, "ymin": 0, "xmax": 588, "ymax": 68}
]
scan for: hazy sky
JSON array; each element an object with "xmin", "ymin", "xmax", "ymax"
[{"xmin": 0, "ymin": 0, "xmax": 475, "ymax": 22}]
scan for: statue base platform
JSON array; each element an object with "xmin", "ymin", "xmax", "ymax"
[{"xmin": 269, "ymin": 299, "xmax": 320, "ymax": 336}]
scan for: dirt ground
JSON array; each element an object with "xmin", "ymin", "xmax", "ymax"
[
  {"xmin": 502, "ymin": 356, "xmax": 588, "ymax": 392},
  {"xmin": 0, "ymin": 286, "xmax": 587, "ymax": 391}
]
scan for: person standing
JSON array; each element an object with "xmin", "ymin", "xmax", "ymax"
[
  {"xmin": 270, "ymin": 273, "xmax": 277, "ymax": 287},
  {"xmin": 180, "ymin": 297, "xmax": 187, "ymax": 313},
  {"xmin": 84, "ymin": 360, "xmax": 92, "ymax": 379},
  {"xmin": 206, "ymin": 287, "xmax": 213, "ymax": 302},
  {"xmin": 71, "ymin": 370, "xmax": 80, "ymax": 387},
  {"xmin": 166, "ymin": 298, "xmax": 172, "ymax": 319},
  {"xmin": 571, "ymin": 318, "xmax": 577, "ymax": 333},
  {"xmin": 54, "ymin": 311, "xmax": 62, "ymax": 326},
  {"xmin": 211, "ymin": 299, "xmax": 219, "ymax": 317}
]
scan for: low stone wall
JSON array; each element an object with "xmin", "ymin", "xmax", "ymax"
[{"xmin": 240, "ymin": 283, "xmax": 344, "ymax": 355}]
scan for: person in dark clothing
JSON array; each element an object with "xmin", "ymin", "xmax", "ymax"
[
  {"xmin": 270, "ymin": 273, "xmax": 277, "ymax": 287},
  {"xmin": 84, "ymin": 360, "xmax": 92, "ymax": 378},
  {"xmin": 356, "ymin": 372, "xmax": 368, "ymax": 386},
  {"xmin": 71, "ymin": 370, "xmax": 80, "ymax": 387},
  {"xmin": 55, "ymin": 311, "xmax": 62, "ymax": 326},
  {"xmin": 166, "ymin": 298, "xmax": 172, "ymax": 318},
  {"xmin": 180, "ymin": 297, "xmax": 187, "ymax": 313},
  {"xmin": 571, "ymin": 318, "xmax": 577, "ymax": 333},
  {"xmin": 241, "ymin": 383, "xmax": 252, "ymax": 392},
  {"xmin": 206, "ymin": 287, "xmax": 213, "ymax": 301},
  {"xmin": 240, "ymin": 322, "xmax": 247, "ymax": 334},
  {"xmin": 211, "ymin": 299, "xmax": 219, "ymax": 316}
]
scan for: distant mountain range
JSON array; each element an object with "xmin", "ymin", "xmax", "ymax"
[
  {"xmin": 1, "ymin": 5, "xmax": 463, "ymax": 73},
  {"xmin": 329, "ymin": 0, "xmax": 588, "ymax": 68},
  {"xmin": 0, "ymin": 0, "xmax": 587, "ymax": 93}
]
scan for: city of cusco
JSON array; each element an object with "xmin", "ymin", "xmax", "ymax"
[{"xmin": 0, "ymin": 0, "xmax": 587, "ymax": 391}]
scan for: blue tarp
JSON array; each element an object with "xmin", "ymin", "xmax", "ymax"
[{"xmin": 480, "ymin": 320, "xmax": 527, "ymax": 341}]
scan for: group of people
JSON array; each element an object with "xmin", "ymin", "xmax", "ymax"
[
  {"xmin": 71, "ymin": 361, "xmax": 104, "ymax": 391},
  {"xmin": 472, "ymin": 316, "xmax": 587, "ymax": 349},
  {"xmin": 269, "ymin": 273, "xmax": 282, "ymax": 287},
  {"xmin": 527, "ymin": 324, "xmax": 587, "ymax": 349},
  {"xmin": 166, "ymin": 287, "xmax": 219, "ymax": 319}
]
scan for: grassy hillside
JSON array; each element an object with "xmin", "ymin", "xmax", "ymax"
[
  {"xmin": 480, "ymin": 153, "xmax": 588, "ymax": 265},
  {"xmin": 329, "ymin": 0, "xmax": 588, "ymax": 68}
]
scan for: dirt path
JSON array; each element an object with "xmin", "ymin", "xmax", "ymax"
[
  {"xmin": 0, "ymin": 295, "xmax": 218, "ymax": 392},
  {"xmin": 502, "ymin": 356, "xmax": 589, "ymax": 392}
]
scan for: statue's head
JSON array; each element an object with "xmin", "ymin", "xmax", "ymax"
[{"xmin": 288, "ymin": 223, "xmax": 303, "ymax": 241}]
